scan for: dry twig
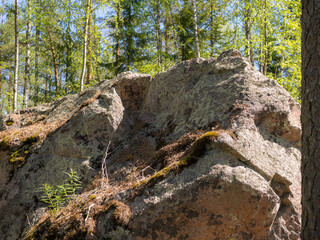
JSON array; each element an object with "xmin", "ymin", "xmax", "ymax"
[
  {"xmin": 85, "ymin": 204, "xmax": 95, "ymax": 223},
  {"xmin": 101, "ymin": 141, "xmax": 111, "ymax": 188}
]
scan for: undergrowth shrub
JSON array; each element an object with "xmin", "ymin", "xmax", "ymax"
[{"xmin": 37, "ymin": 169, "xmax": 82, "ymax": 215}]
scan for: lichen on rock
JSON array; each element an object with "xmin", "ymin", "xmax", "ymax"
[{"xmin": 0, "ymin": 49, "xmax": 301, "ymax": 240}]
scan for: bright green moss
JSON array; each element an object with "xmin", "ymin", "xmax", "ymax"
[
  {"xmin": 89, "ymin": 195, "xmax": 96, "ymax": 200},
  {"xmin": 10, "ymin": 150, "xmax": 27, "ymax": 164}
]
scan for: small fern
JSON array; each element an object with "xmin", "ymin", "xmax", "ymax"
[
  {"xmin": 37, "ymin": 169, "xmax": 82, "ymax": 215},
  {"xmin": 63, "ymin": 168, "xmax": 82, "ymax": 197}
]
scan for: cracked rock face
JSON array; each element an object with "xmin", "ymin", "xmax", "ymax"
[{"xmin": 0, "ymin": 49, "xmax": 301, "ymax": 240}]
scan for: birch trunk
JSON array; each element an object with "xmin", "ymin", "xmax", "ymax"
[
  {"xmin": 210, "ymin": 2, "xmax": 214, "ymax": 57},
  {"xmin": 80, "ymin": 0, "xmax": 90, "ymax": 92},
  {"xmin": 34, "ymin": 0, "xmax": 40, "ymax": 105},
  {"xmin": 263, "ymin": 0, "xmax": 267, "ymax": 75},
  {"xmin": 86, "ymin": 0, "xmax": 93, "ymax": 84},
  {"xmin": 192, "ymin": 0, "xmax": 200, "ymax": 59},
  {"xmin": 164, "ymin": 10, "xmax": 169, "ymax": 55},
  {"xmin": 13, "ymin": 0, "xmax": 19, "ymax": 112},
  {"xmin": 24, "ymin": 0, "xmax": 31, "ymax": 108}
]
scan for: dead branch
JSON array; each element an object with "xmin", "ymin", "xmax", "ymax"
[{"xmin": 101, "ymin": 141, "xmax": 111, "ymax": 188}]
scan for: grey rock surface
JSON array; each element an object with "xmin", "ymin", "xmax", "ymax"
[{"xmin": 0, "ymin": 49, "xmax": 301, "ymax": 240}]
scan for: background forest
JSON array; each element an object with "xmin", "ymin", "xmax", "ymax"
[{"xmin": 0, "ymin": 0, "xmax": 301, "ymax": 114}]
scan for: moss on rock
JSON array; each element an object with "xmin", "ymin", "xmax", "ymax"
[
  {"xmin": 6, "ymin": 119, "xmax": 14, "ymax": 126},
  {"xmin": 0, "ymin": 136, "xmax": 9, "ymax": 151},
  {"xmin": 134, "ymin": 131, "xmax": 220, "ymax": 188},
  {"xmin": 23, "ymin": 134, "xmax": 39, "ymax": 145}
]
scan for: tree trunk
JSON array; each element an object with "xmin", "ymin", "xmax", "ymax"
[
  {"xmin": 123, "ymin": 2, "xmax": 133, "ymax": 70},
  {"xmin": 155, "ymin": 0, "xmax": 162, "ymax": 68},
  {"xmin": 86, "ymin": 0, "xmax": 93, "ymax": 84},
  {"xmin": 45, "ymin": 75, "xmax": 48, "ymax": 101},
  {"xmin": 301, "ymin": 0, "xmax": 320, "ymax": 239},
  {"xmin": 80, "ymin": 0, "xmax": 90, "ymax": 92},
  {"xmin": 0, "ymin": 10, "xmax": 3, "ymax": 98},
  {"xmin": 24, "ymin": 0, "xmax": 31, "ymax": 108},
  {"xmin": 0, "ymin": 26, "xmax": 2, "ymax": 96},
  {"xmin": 0, "ymin": 67, "xmax": 2, "ymax": 100},
  {"xmin": 192, "ymin": 0, "xmax": 200, "ymax": 59},
  {"xmin": 8, "ymin": 74, "xmax": 12, "ymax": 110},
  {"xmin": 164, "ymin": 10, "xmax": 169, "ymax": 55},
  {"xmin": 210, "ymin": 1, "xmax": 214, "ymax": 57},
  {"xmin": 115, "ymin": 0, "xmax": 121, "ymax": 71},
  {"xmin": 0, "ymin": 64, "xmax": 1, "ymax": 97},
  {"xmin": 244, "ymin": 0, "xmax": 254, "ymax": 65},
  {"xmin": 13, "ymin": 0, "xmax": 19, "ymax": 112},
  {"xmin": 263, "ymin": 0, "xmax": 267, "ymax": 75},
  {"xmin": 48, "ymin": 73, "xmax": 51, "ymax": 101},
  {"xmin": 34, "ymin": 0, "xmax": 40, "ymax": 105},
  {"xmin": 46, "ymin": 28, "xmax": 59, "ymax": 93}
]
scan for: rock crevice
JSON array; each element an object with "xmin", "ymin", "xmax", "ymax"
[{"xmin": 0, "ymin": 49, "xmax": 301, "ymax": 240}]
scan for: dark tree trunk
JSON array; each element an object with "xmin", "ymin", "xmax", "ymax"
[
  {"xmin": 244, "ymin": 0, "xmax": 254, "ymax": 65},
  {"xmin": 123, "ymin": 2, "xmax": 133, "ymax": 70},
  {"xmin": 0, "ymin": 62, "xmax": 1, "ymax": 96},
  {"xmin": 0, "ymin": 28, "xmax": 2, "ymax": 96},
  {"xmin": 46, "ymin": 28, "xmax": 59, "ymax": 93},
  {"xmin": 301, "ymin": 0, "xmax": 320, "ymax": 239},
  {"xmin": 115, "ymin": 0, "xmax": 121, "ymax": 72},
  {"xmin": 45, "ymin": 75, "xmax": 48, "ymax": 101},
  {"xmin": 155, "ymin": 0, "xmax": 162, "ymax": 68}
]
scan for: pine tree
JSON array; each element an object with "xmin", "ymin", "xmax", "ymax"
[{"xmin": 301, "ymin": 0, "xmax": 320, "ymax": 238}]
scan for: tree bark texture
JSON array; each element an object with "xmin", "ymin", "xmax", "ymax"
[
  {"xmin": 86, "ymin": 0, "xmax": 93, "ymax": 84},
  {"xmin": 263, "ymin": 0, "xmax": 267, "ymax": 76},
  {"xmin": 80, "ymin": 0, "xmax": 90, "ymax": 92},
  {"xmin": 115, "ymin": 0, "xmax": 121, "ymax": 71},
  {"xmin": 165, "ymin": 10, "xmax": 170, "ymax": 55},
  {"xmin": 13, "ymin": 0, "xmax": 19, "ymax": 112},
  {"xmin": 192, "ymin": 0, "xmax": 200, "ymax": 59},
  {"xmin": 244, "ymin": 0, "xmax": 254, "ymax": 65},
  {"xmin": 155, "ymin": 0, "xmax": 162, "ymax": 68},
  {"xmin": 0, "ymin": 26, "xmax": 2, "ymax": 95},
  {"xmin": 24, "ymin": 0, "xmax": 31, "ymax": 108},
  {"xmin": 301, "ymin": 0, "xmax": 320, "ymax": 239},
  {"xmin": 46, "ymin": 28, "xmax": 59, "ymax": 92},
  {"xmin": 210, "ymin": 2, "xmax": 214, "ymax": 57},
  {"xmin": 8, "ymin": 74, "xmax": 12, "ymax": 108},
  {"xmin": 34, "ymin": 0, "xmax": 40, "ymax": 105}
]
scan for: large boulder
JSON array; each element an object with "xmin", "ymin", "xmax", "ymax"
[{"xmin": 0, "ymin": 49, "xmax": 301, "ymax": 240}]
